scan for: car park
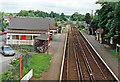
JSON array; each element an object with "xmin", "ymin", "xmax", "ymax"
[{"xmin": 1, "ymin": 46, "xmax": 15, "ymax": 56}]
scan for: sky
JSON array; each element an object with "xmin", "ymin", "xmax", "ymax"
[{"xmin": 0, "ymin": 0, "xmax": 101, "ymax": 15}]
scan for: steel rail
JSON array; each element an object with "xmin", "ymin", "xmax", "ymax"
[
  {"xmin": 72, "ymin": 27, "xmax": 95, "ymax": 81},
  {"xmin": 72, "ymin": 30, "xmax": 84, "ymax": 81},
  {"xmin": 78, "ymin": 30, "xmax": 108, "ymax": 80},
  {"xmin": 67, "ymin": 36, "xmax": 69, "ymax": 80},
  {"xmin": 79, "ymin": 30, "xmax": 119, "ymax": 81}
]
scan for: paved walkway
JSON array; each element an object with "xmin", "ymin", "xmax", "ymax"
[
  {"xmin": 37, "ymin": 26, "xmax": 68, "ymax": 80},
  {"xmin": 81, "ymin": 31, "xmax": 119, "ymax": 79}
]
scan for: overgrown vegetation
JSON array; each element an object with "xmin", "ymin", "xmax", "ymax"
[
  {"xmin": 0, "ymin": 12, "xmax": 9, "ymax": 31},
  {"xmin": 12, "ymin": 45, "xmax": 31, "ymax": 52},
  {"xmin": 17, "ymin": 46, "xmax": 31, "ymax": 52},
  {"xmin": 109, "ymin": 50, "xmax": 120, "ymax": 60},
  {"xmin": 77, "ymin": 24, "xmax": 85, "ymax": 29},
  {"xmin": 77, "ymin": 24, "xmax": 87, "ymax": 33},
  {"xmin": 22, "ymin": 53, "xmax": 51, "ymax": 78},
  {"xmin": 70, "ymin": 12, "xmax": 85, "ymax": 21},
  {"xmin": 9, "ymin": 58, "xmax": 20, "ymax": 67},
  {"xmin": 0, "ymin": 50, "xmax": 51, "ymax": 81},
  {"xmin": 0, "ymin": 54, "xmax": 27, "ymax": 81},
  {"xmin": 90, "ymin": 2, "xmax": 120, "ymax": 45},
  {"xmin": 82, "ymin": 29, "xmax": 88, "ymax": 33}
]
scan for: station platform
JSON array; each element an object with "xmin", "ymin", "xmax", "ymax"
[{"xmin": 81, "ymin": 31, "xmax": 119, "ymax": 80}]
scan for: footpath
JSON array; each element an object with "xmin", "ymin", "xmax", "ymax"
[
  {"xmin": 81, "ymin": 31, "xmax": 119, "ymax": 80},
  {"xmin": 37, "ymin": 26, "xmax": 68, "ymax": 80}
]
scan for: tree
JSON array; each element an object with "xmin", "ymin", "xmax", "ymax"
[
  {"xmin": 60, "ymin": 13, "xmax": 67, "ymax": 21},
  {"xmin": 28, "ymin": 12, "xmax": 35, "ymax": 17},
  {"xmin": 90, "ymin": 15, "xmax": 99, "ymax": 32},
  {"xmin": 85, "ymin": 13, "xmax": 91, "ymax": 24},
  {"xmin": 70, "ymin": 12, "xmax": 85, "ymax": 21},
  {"xmin": 0, "ymin": 12, "xmax": 5, "ymax": 32},
  {"xmin": 9, "ymin": 13, "xmax": 14, "ymax": 16},
  {"xmin": 17, "ymin": 10, "xmax": 28, "ymax": 16},
  {"xmin": 17, "ymin": 10, "xmax": 67, "ymax": 22},
  {"xmin": 95, "ymin": 2, "xmax": 120, "ymax": 45}
]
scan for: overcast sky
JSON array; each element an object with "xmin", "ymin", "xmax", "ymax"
[{"xmin": 0, "ymin": 0, "xmax": 101, "ymax": 15}]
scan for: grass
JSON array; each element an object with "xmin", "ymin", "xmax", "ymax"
[
  {"xmin": 79, "ymin": 28, "xmax": 88, "ymax": 33},
  {"xmin": 17, "ymin": 46, "xmax": 31, "ymax": 52},
  {"xmin": 82, "ymin": 29, "xmax": 88, "ymax": 33},
  {"xmin": 22, "ymin": 53, "xmax": 51, "ymax": 79},
  {"xmin": 109, "ymin": 50, "xmax": 120, "ymax": 60}
]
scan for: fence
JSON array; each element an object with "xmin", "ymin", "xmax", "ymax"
[
  {"xmin": 0, "ymin": 45, "xmax": 34, "ymax": 81},
  {"xmin": 12, "ymin": 53, "xmax": 31, "ymax": 80},
  {"xmin": 0, "ymin": 53, "xmax": 31, "ymax": 81}
]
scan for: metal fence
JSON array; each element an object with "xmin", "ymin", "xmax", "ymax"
[
  {"xmin": 12, "ymin": 53, "xmax": 31, "ymax": 80},
  {"xmin": 0, "ymin": 53, "xmax": 31, "ymax": 82},
  {"xmin": 0, "ymin": 45, "xmax": 34, "ymax": 81}
]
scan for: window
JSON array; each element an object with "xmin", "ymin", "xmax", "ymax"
[
  {"xmin": 16, "ymin": 35, "xmax": 19, "ymax": 40},
  {"xmin": 12, "ymin": 35, "xmax": 16, "ymax": 39},
  {"xmin": 26, "ymin": 36, "xmax": 32, "ymax": 40}
]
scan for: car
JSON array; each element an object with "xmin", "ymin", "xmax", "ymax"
[{"xmin": 1, "ymin": 46, "xmax": 15, "ymax": 56}]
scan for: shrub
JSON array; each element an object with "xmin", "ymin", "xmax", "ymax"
[
  {"xmin": 34, "ymin": 73, "xmax": 41, "ymax": 78},
  {"xmin": 18, "ymin": 49, "xmax": 28, "ymax": 52},
  {"xmin": 9, "ymin": 58, "xmax": 20, "ymax": 67},
  {"xmin": 109, "ymin": 50, "xmax": 120, "ymax": 60},
  {"xmin": 77, "ymin": 24, "xmax": 85, "ymax": 29}
]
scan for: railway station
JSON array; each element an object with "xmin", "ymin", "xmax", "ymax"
[
  {"xmin": 0, "ymin": 0, "xmax": 120, "ymax": 81},
  {"xmin": 59, "ymin": 25, "xmax": 119, "ymax": 81}
]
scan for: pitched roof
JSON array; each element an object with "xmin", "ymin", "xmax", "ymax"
[
  {"xmin": 8, "ymin": 17, "xmax": 55, "ymax": 31},
  {"xmin": 45, "ymin": 17, "xmax": 55, "ymax": 28},
  {"xmin": 8, "ymin": 30, "xmax": 47, "ymax": 34},
  {"xmin": 35, "ymin": 34, "xmax": 48, "ymax": 40}
]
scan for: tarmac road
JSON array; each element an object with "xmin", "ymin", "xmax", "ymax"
[{"xmin": 0, "ymin": 34, "xmax": 21, "ymax": 74}]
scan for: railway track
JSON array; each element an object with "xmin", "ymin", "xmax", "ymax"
[
  {"xmin": 61, "ymin": 26, "xmax": 117, "ymax": 81},
  {"xmin": 62, "ymin": 28, "xmax": 80, "ymax": 80}
]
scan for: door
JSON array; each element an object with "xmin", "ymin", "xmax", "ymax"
[{"xmin": 21, "ymin": 36, "xmax": 26, "ymax": 40}]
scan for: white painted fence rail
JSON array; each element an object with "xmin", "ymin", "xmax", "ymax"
[{"xmin": 6, "ymin": 40, "xmax": 34, "ymax": 45}]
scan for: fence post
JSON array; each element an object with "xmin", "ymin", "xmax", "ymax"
[{"xmin": 19, "ymin": 55, "xmax": 22, "ymax": 80}]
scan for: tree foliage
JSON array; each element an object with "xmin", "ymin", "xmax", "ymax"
[
  {"xmin": 85, "ymin": 13, "xmax": 91, "ymax": 24},
  {"xmin": 17, "ymin": 10, "xmax": 67, "ymax": 21},
  {"xmin": 70, "ymin": 12, "xmax": 85, "ymax": 21},
  {"xmin": 90, "ymin": 15, "xmax": 99, "ymax": 32},
  {"xmin": 91, "ymin": 2, "xmax": 120, "ymax": 44}
]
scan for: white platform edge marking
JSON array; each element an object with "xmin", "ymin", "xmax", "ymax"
[
  {"xmin": 80, "ymin": 31, "xmax": 119, "ymax": 81},
  {"xmin": 59, "ymin": 33, "xmax": 68, "ymax": 81}
]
